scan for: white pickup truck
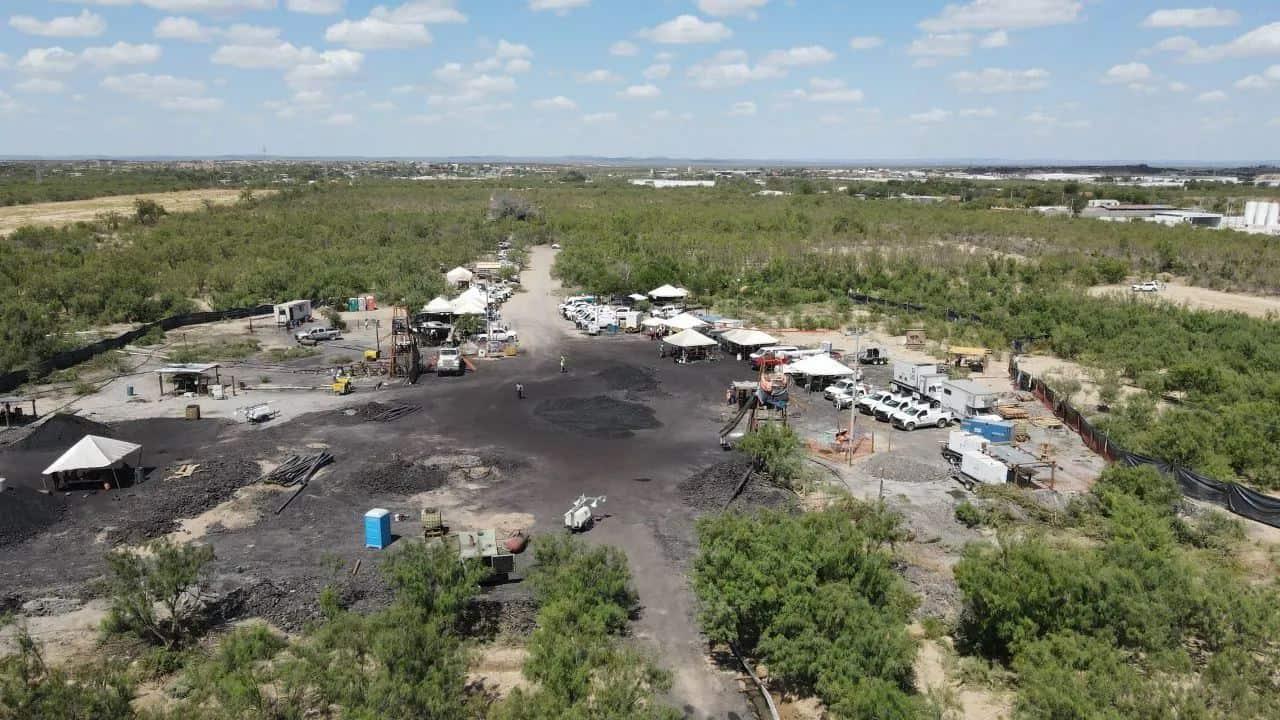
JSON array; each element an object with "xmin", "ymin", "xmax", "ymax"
[
  {"xmin": 855, "ymin": 390, "xmax": 895, "ymax": 416},
  {"xmin": 295, "ymin": 326, "xmax": 341, "ymax": 343},
  {"xmin": 1131, "ymin": 281, "xmax": 1161, "ymax": 293},
  {"xmin": 890, "ymin": 404, "xmax": 957, "ymax": 430}
]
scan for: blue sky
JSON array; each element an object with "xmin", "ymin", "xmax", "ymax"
[{"xmin": 1, "ymin": 1, "xmax": 1278, "ymax": 161}]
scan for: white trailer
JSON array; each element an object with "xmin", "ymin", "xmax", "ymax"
[
  {"xmin": 893, "ymin": 361, "xmax": 938, "ymax": 392},
  {"xmin": 619, "ymin": 311, "xmax": 641, "ymax": 331},
  {"xmin": 959, "ymin": 450, "xmax": 1008, "ymax": 486},
  {"xmin": 274, "ymin": 300, "xmax": 312, "ymax": 327},
  {"xmin": 939, "ymin": 379, "xmax": 999, "ymax": 418}
]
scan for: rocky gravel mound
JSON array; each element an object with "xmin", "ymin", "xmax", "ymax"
[{"xmin": 858, "ymin": 454, "xmax": 952, "ymax": 484}]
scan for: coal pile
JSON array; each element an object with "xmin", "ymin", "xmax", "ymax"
[
  {"xmin": 362, "ymin": 457, "xmax": 447, "ymax": 495},
  {"xmin": 9, "ymin": 414, "xmax": 112, "ymax": 450},
  {"xmin": 678, "ymin": 455, "xmax": 793, "ymax": 512},
  {"xmin": 859, "ymin": 454, "xmax": 952, "ymax": 484},
  {"xmin": 104, "ymin": 457, "xmax": 261, "ymax": 545},
  {"xmin": 597, "ymin": 364, "xmax": 659, "ymax": 393},
  {"xmin": 533, "ymin": 396, "xmax": 660, "ymax": 438},
  {"xmin": 349, "ymin": 402, "xmax": 422, "ymax": 422},
  {"xmin": 0, "ymin": 489, "xmax": 68, "ymax": 547}
]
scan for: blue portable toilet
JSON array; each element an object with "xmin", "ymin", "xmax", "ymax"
[{"xmin": 364, "ymin": 508, "xmax": 392, "ymax": 549}]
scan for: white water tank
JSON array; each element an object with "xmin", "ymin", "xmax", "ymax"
[
  {"xmin": 1245, "ymin": 201, "xmax": 1260, "ymax": 226},
  {"xmin": 1267, "ymin": 201, "xmax": 1280, "ymax": 228}
]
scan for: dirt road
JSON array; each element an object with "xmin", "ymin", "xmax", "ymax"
[
  {"xmin": 0, "ymin": 188, "xmax": 251, "ymax": 235},
  {"xmin": 1089, "ymin": 282, "xmax": 1280, "ymax": 319}
]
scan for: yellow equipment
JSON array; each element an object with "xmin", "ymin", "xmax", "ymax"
[
  {"xmin": 332, "ymin": 376, "xmax": 352, "ymax": 395},
  {"xmin": 363, "ymin": 349, "xmax": 380, "ymax": 361}
]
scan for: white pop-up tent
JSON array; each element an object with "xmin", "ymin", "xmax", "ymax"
[
  {"xmin": 648, "ymin": 284, "xmax": 690, "ymax": 300},
  {"xmin": 423, "ymin": 296, "xmax": 454, "ymax": 314},
  {"xmin": 664, "ymin": 313, "xmax": 708, "ymax": 330},
  {"xmin": 640, "ymin": 317, "xmax": 668, "ymax": 329},
  {"xmin": 627, "ymin": 293, "xmax": 648, "ymax": 303},
  {"xmin": 445, "ymin": 266, "xmax": 474, "ymax": 286},
  {"xmin": 450, "ymin": 297, "xmax": 487, "ymax": 315},
  {"xmin": 721, "ymin": 328, "xmax": 778, "ymax": 347},
  {"xmin": 662, "ymin": 329, "xmax": 717, "ymax": 348},
  {"xmin": 42, "ymin": 434, "xmax": 143, "ymax": 490},
  {"xmin": 783, "ymin": 354, "xmax": 856, "ymax": 377}
]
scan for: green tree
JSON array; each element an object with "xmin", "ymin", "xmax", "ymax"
[
  {"xmin": 133, "ymin": 198, "xmax": 168, "ymax": 225},
  {"xmin": 103, "ymin": 539, "xmax": 215, "ymax": 649}
]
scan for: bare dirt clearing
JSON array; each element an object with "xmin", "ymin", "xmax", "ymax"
[
  {"xmin": 0, "ymin": 188, "xmax": 256, "ymax": 235},
  {"xmin": 1089, "ymin": 282, "xmax": 1280, "ymax": 319}
]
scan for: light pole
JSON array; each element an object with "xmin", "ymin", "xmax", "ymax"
[{"xmin": 848, "ymin": 327, "xmax": 866, "ymax": 463}]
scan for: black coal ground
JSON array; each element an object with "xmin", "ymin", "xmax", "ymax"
[
  {"xmin": 533, "ymin": 395, "xmax": 661, "ymax": 438},
  {"xmin": 358, "ymin": 456, "xmax": 448, "ymax": 495},
  {"xmin": 677, "ymin": 454, "xmax": 795, "ymax": 513},
  {"xmin": 103, "ymin": 457, "xmax": 262, "ymax": 545}
]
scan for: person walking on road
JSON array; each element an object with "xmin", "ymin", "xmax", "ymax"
[
  {"xmin": 560, "ymin": 355, "xmax": 567, "ymax": 374},
  {"xmin": 516, "ymin": 382, "xmax": 525, "ymax": 399}
]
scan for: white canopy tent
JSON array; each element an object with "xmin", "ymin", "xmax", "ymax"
[
  {"xmin": 42, "ymin": 435, "xmax": 143, "ymax": 490},
  {"xmin": 721, "ymin": 328, "xmax": 778, "ymax": 347},
  {"xmin": 450, "ymin": 297, "xmax": 487, "ymax": 315},
  {"xmin": 423, "ymin": 296, "xmax": 453, "ymax": 314},
  {"xmin": 445, "ymin": 266, "xmax": 474, "ymax": 285},
  {"xmin": 640, "ymin": 317, "xmax": 667, "ymax": 329},
  {"xmin": 628, "ymin": 293, "xmax": 649, "ymax": 302},
  {"xmin": 783, "ymin": 354, "xmax": 856, "ymax": 377},
  {"xmin": 662, "ymin": 329, "xmax": 717, "ymax": 348},
  {"xmin": 664, "ymin": 313, "xmax": 707, "ymax": 330},
  {"xmin": 648, "ymin": 284, "xmax": 690, "ymax": 300}
]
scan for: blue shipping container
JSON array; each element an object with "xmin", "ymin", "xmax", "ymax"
[
  {"xmin": 364, "ymin": 508, "xmax": 392, "ymax": 549},
  {"xmin": 962, "ymin": 418, "xmax": 1014, "ymax": 444}
]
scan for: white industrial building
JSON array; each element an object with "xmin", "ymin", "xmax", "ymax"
[{"xmin": 629, "ymin": 179, "xmax": 716, "ymax": 188}]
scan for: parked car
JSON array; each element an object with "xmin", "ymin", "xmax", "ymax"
[
  {"xmin": 477, "ymin": 327, "xmax": 518, "ymax": 343},
  {"xmin": 832, "ymin": 384, "xmax": 871, "ymax": 410},
  {"xmin": 891, "ymin": 405, "xmax": 957, "ymax": 430},
  {"xmin": 436, "ymin": 347, "xmax": 462, "ymax": 376},
  {"xmin": 855, "ymin": 390, "xmax": 895, "ymax": 416},
  {"xmin": 551, "ymin": 242, "xmax": 561, "ymax": 249},
  {"xmin": 295, "ymin": 326, "xmax": 341, "ymax": 343},
  {"xmin": 1131, "ymin": 281, "xmax": 1161, "ymax": 293},
  {"xmin": 824, "ymin": 378, "xmax": 863, "ymax": 401},
  {"xmin": 874, "ymin": 397, "xmax": 920, "ymax": 422}
]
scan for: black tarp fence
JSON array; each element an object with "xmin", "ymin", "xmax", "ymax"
[
  {"xmin": 0, "ymin": 304, "xmax": 274, "ymax": 395},
  {"xmin": 1011, "ymin": 363, "xmax": 1280, "ymax": 528}
]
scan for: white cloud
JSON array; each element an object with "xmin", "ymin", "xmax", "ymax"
[
  {"xmin": 920, "ymin": 0, "xmax": 1082, "ymax": 32},
  {"xmin": 618, "ymin": 83, "xmax": 661, "ymax": 99},
  {"xmin": 154, "ymin": 16, "xmax": 212, "ymax": 42},
  {"xmin": 759, "ymin": 45, "xmax": 834, "ymax": 69},
  {"xmin": 326, "ymin": 17, "xmax": 432, "ymax": 49},
  {"xmin": 848, "ymin": 36, "xmax": 882, "ymax": 50},
  {"xmin": 533, "ymin": 95, "xmax": 576, "ymax": 110},
  {"xmin": 728, "ymin": 100, "xmax": 756, "ymax": 116},
  {"xmin": 1150, "ymin": 35, "xmax": 1199, "ymax": 52},
  {"xmin": 610, "ymin": 40, "xmax": 638, "ymax": 56},
  {"xmin": 979, "ymin": 30, "xmax": 1008, "ymax": 48},
  {"xmin": 427, "ymin": 64, "xmax": 517, "ymax": 107},
  {"xmin": 1024, "ymin": 110, "xmax": 1089, "ymax": 129},
  {"xmin": 686, "ymin": 49, "xmax": 783, "ymax": 88},
  {"xmin": 639, "ymin": 15, "xmax": 732, "ymax": 44},
  {"xmin": 818, "ymin": 113, "xmax": 845, "ymax": 125},
  {"xmin": 286, "ymin": 0, "xmax": 343, "ymax": 13},
  {"xmin": 575, "ymin": 68, "xmax": 621, "ymax": 84},
  {"xmin": 581, "ymin": 111, "xmax": 616, "ymax": 123},
  {"xmin": 529, "ymin": 0, "xmax": 589, "ymax": 13},
  {"xmin": 0, "ymin": 90, "xmax": 20, "ymax": 114},
  {"xmin": 1196, "ymin": 89, "xmax": 1227, "ymax": 102},
  {"xmin": 908, "ymin": 34, "xmax": 973, "ymax": 59},
  {"xmin": 0, "ymin": 53, "xmax": 9, "ymax": 70},
  {"xmin": 222, "ymin": 24, "xmax": 281, "ymax": 45},
  {"xmin": 1141, "ymin": 8, "xmax": 1239, "ymax": 29},
  {"xmin": 951, "ymin": 67, "xmax": 1049, "ymax": 93},
  {"xmin": 82, "ymin": 42, "xmax": 163, "ymax": 68},
  {"xmin": 496, "ymin": 40, "xmax": 532, "ymax": 59},
  {"xmin": 102, "ymin": 72, "xmax": 204, "ymax": 98},
  {"xmin": 369, "ymin": 1, "xmax": 466, "ymax": 25},
  {"xmin": 643, "ymin": 63, "xmax": 671, "ymax": 80},
  {"xmin": 909, "ymin": 108, "xmax": 952, "ymax": 123},
  {"xmin": 10, "ymin": 10, "xmax": 106, "ymax": 38},
  {"xmin": 67, "ymin": 0, "xmax": 276, "ymax": 11},
  {"xmin": 212, "ymin": 42, "xmax": 312, "ymax": 69},
  {"xmin": 1235, "ymin": 74, "xmax": 1269, "ymax": 90},
  {"xmin": 285, "ymin": 49, "xmax": 363, "ymax": 87},
  {"xmin": 326, "ymin": 112, "xmax": 355, "ymax": 125},
  {"xmin": 16, "ymin": 78, "xmax": 66, "ymax": 94},
  {"xmin": 655, "ymin": 51, "xmax": 674, "ymax": 62},
  {"xmin": 162, "ymin": 96, "xmax": 223, "ymax": 111},
  {"xmin": 1186, "ymin": 22, "xmax": 1280, "ymax": 62},
  {"xmin": 959, "ymin": 106, "xmax": 996, "ymax": 117},
  {"xmin": 697, "ymin": 0, "xmax": 767, "ymax": 18},
  {"xmin": 790, "ymin": 77, "xmax": 863, "ymax": 102},
  {"xmin": 1101, "ymin": 62, "xmax": 1152, "ymax": 84},
  {"xmin": 505, "ymin": 59, "xmax": 531, "ymax": 73},
  {"xmin": 1167, "ymin": 80, "xmax": 1190, "ymax": 91},
  {"xmin": 370, "ymin": 100, "xmax": 394, "ymax": 111},
  {"xmin": 17, "ymin": 47, "xmax": 80, "ymax": 74}
]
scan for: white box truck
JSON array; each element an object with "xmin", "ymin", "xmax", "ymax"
[
  {"xmin": 959, "ymin": 450, "xmax": 1008, "ymax": 486},
  {"xmin": 892, "ymin": 361, "xmax": 945, "ymax": 398},
  {"xmin": 939, "ymin": 380, "xmax": 998, "ymax": 418}
]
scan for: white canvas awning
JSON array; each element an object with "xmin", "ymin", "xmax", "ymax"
[
  {"xmin": 664, "ymin": 313, "xmax": 707, "ymax": 330},
  {"xmin": 721, "ymin": 328, "xmax": 778, "ymax": 347},
  {"xmin": 423, "ymin": 296, "xmax": 453, "ymax": 313},
  {"xmin": 783, "ymin": 355, "xmax": 855, "ymax": 377},
  {"xmin": 662, "ymin": 329, "xmax": 717, "ymax": 348},
  {"xmin": 648, "ymin": 284, "xmax": 689, "ymax": 300},
  {"xmin": 155, "ymin": 363, "xmax": 220, "ymax": 376},
  {"xmin": 445, "ymin": 266, "xmax": 474, "ymax": 284},
  {"xmin": 42, "ymin": 435, "xmax": 142, "ymax": 475}
]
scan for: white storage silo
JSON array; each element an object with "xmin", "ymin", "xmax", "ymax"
[
  {"xmin": 1266, "ymin": 201, "xmax": 1280, "ymax": 228},
  {"xmin": 1244, "ymin": 200, "xmax": 1260, "ymax": 226}
]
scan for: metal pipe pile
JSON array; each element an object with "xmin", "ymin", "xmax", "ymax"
[
  {"xmin": 260, "ymin": 452, "xmax": 334, "ymax": 487},
  {"xmin": 370, "ymin": 404, "xmax": 421, "ymax": 422}
]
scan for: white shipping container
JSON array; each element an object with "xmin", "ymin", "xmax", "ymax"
[
  {"xmin": 960, "ymin": 450, "xmax": 1008, "ymax": 485},
  {"xmin": 893, "ymin": 361, "xmax": 938, "ymax": 390}
]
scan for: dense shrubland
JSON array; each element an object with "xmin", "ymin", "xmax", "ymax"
[
  {"xmin": 692, "ymin": 502, "xmax": 936, "ymax": 719},
  {"xmin": 955, "ymin": 465, "xmax": 1280, "ymax": 718}
]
